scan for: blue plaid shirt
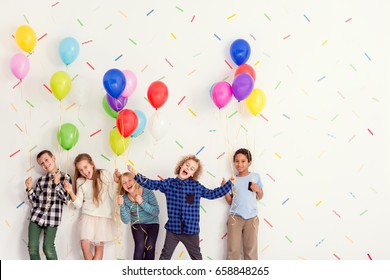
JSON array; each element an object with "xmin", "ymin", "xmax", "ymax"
[{"xmin": 134, "ymin": 173, "xmax": 233, "ymax": 235}]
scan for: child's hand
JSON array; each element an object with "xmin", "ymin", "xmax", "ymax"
[
  {"xmin": 113, "ymin": 169, "xmax": 121, "ymax": 183},
  {"xmin": 230, "ymin": 175, "xmax": 236, "ymax": 184},
  {"xmin": 221, "ymin": 178, "xmax": 227, "ymax": 185},
  {"xmin": 135, "ymin": 194, "xmax": 143, "ymax": 205},
  {"xmin": 25, "ymin": 177, "xmax": 32, "ymax": 190},
  {"xmin": 117, "ymin": 195, "xmax": 124, "ymax": 205},
  {"xmin": 63, "ymin": 181, "xmax": 73, "ymax": 193},
  {"xmin": 250, "ymin": 182, "xmax": 261, "ymax": 192},
  {"xmin": 127, "ymin": 164, "xmax": 138, "ymax": 176},
  {"xmin": 53, "ymin": 169, "xmax": 61, "ymax": 185}
]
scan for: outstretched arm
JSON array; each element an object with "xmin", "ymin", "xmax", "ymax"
[
  {"xmin": 127, "ymin": 164, "xmax": 168, "ymax": 193},
  {"xmin": 221, "ymin": 178, "xmax": 233, "ymax": 205},
  {"xmin": 201, "ymin": 176, "xmax": 235, "ymax": 200}
]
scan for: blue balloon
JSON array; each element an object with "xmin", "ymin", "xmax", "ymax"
[
  {"xmin": 59, "ymin": 37, "xmax": 80, "ymax": 65},
  {"xmin": 230, "ymin": 39, "xmax": 251, "ymax": 66},
  {"xmin": 209, "ymin": 83, "xmax": 215, "ymax": 98},
  {"xmin": 131, "ymin": 110, "xmax": 147, "ymax": 138},
  {"xmin": 103, "ymin": 69, "xmax": 126, "ymax": 99}
]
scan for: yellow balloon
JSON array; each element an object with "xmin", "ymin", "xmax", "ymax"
[
  {"xmin": 109, "ymin": 128, "xmax": 130, "ymax": 156},
  {"xmin": 245, "ymin": 88, "xmax": 266, "ymax": 116},
  {"xmin": 50, "ymin": 71, "xmax": 72, "ymax": 101},
  {"xmin": 15, "ymin": 25, "xmax": 37, "ymax": 53}
]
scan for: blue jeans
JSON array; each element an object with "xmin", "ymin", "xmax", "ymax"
[{"xmin": 28, "ymin": 221, "xmax": 58, "ymax": 260}]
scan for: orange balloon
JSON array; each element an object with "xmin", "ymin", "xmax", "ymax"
[
  {"xmin": 15, "ymin": 25, "xmax": 37, "ymax": 53},
  {"xmin": 234, "ymin": 64, "xmax": 256, "ymax": 81}
]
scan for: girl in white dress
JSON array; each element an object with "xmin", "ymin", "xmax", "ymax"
[{"xmin": 65, "ymin": 153, "xmax": 118, "ymax": 260}]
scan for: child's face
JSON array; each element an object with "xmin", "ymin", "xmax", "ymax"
[
  {"xmin": 122, "ymin": 175, "xmax": 136, "ymax": 193},
  {"xmin": 37, "ymin": 153, "xmax": 57, "ymax": 174},
  {"xmin": 76, "ymin": 159, "xmax": 94, "ymax": 180},
  {"xmin": 234, "ymin": 153, "xmax": 251, "ymax": 175},
  {"xmin": 178, "ymin": 159, "xmax": 198, "ymax": 180}
]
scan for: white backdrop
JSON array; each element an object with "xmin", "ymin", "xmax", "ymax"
[{"xmin": 1, "ymin": 0, "xmax": 389, "ymax": 260}]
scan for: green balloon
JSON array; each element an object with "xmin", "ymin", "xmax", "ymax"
[
  {"xmin": 102, "ymin": 95, "xmax": 118, "ymax": 118},
  {"xmin": 50, "ymin": 71, "xmax": 72, "ymax": 101},
  {"xmin": 57, "ymin": 123, "xmax": 79, "ymax": 151},
  {"xmin": 109, "ymin": 127, "xmax": 129, "ymax": 156}
]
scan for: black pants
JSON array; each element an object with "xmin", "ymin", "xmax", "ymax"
[
  {"xmin": 131, "ymin": 223, "xmax": 159, "ymax": 260},
  {"xmin": 159, "ymin": 230, "xmax": 202, "ymax": 260}
]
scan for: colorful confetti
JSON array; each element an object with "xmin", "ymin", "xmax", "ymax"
[
  {"xmin": 37, "ymin": 33, "xmax": 47, "ymax": 41},
  {"xmin": 90, "ymin": 129, "xmax": 102, "ymax": 137},
  {"xmin": 9, "ymin": 149, "xmax": 21, "ymax": 158},
  {"xmin": 16, "ymin": 201, "xmax": 25, "ymax": 208},
  {"xmin": 196, "ymin": 146, "xmax": 205, "ymax": 155},
  {"xmin": 263, "ymin": 218, "xmax": 273, "ymax": 228},
  {"xmin": 175, "ymin": 140, "xmax": 183, "ymax": 149},
  {"xmin": 101, "ymin": 154, "xmax": 110, "ymax": 161},
  {"xmin": 224, "ymin": 59, "xmax": 233, "ymax": 69}
]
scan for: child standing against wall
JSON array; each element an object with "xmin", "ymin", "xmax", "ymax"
[
  {"xmin": 225, "ymin": 148, "xmax": 264, "ymax": 260},
  {"xmin": 117, "ymin": 172, "xmax": 160, "ymax": 260},
  {"xmin": 127, "ymin": 154, "xmax": 235, "ymax": 260},
  {"xmin": 64, "ymin": 153, "xmax": 117, "ymax": 260},
  {"xmin": 24, "ymin": 150, "xmax": 72, "ymax": 260}
]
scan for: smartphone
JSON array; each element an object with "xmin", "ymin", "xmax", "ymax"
[{"xmin": 248, "ymin": 182, "xmax": 253, "ymax": 192}]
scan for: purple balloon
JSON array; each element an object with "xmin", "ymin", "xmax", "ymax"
[
  {"xmin": 232, "ymin": 73, "xmax": 254, "ymax": 102},
  {"xmin": 106, "ymin": 93, "xmax": 128, "ymax": 112}
]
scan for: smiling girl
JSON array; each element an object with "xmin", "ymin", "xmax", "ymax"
[
  {"xmin": 117, "ymin": 172, "xmax": 159, "ymax": 260},
  {"xmin": 64, "ymin": 153, "xmax": 117, "ymax": 260},
  {"xmin": 127, "ymin": 154, "xmax": 235, "ymax": 260}
]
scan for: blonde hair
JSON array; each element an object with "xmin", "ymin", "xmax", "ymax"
[
  {"xmin": 174, "ymin": 154, "xmax": 203, "ymax": 181},
  {"xmin": 118, "ymin": 172, "xmax": 140, "ymax": 195}
]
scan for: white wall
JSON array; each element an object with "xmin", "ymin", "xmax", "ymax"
[{"xmin": 1, "ymin": 0, "xmax": 389, "ymax": 260}]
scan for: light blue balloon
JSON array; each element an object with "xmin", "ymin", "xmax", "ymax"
[
  {"xmin": 59, "ymin": 37, "xmax": 80, "ymax": 65},
  {"xmin": 131, "ymin": 110, "xmax": 147, "ymax": 138}
]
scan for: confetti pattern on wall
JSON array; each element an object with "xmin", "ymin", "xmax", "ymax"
[{"xmin": 1, "ymin": 0, "xmax": 390, "ymax": 260}]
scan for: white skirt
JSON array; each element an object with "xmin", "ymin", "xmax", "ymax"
[{"xmin": 79, "ymin": 214, "xmax": 115, "ymax": 246}]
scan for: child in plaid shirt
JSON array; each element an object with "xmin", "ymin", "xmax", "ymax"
[
  {"xmin": 127, "ymin": 154, "xmax": 235, "ymax": 260},
  {"xmin": 24, "ymin": 150, "xmax": 71, "ymax": 260}
]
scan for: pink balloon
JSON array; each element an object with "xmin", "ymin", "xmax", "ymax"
[
  {"xmin": 10, "ymin": 53, "xmax": 30, "ymax": 80},
  {"xmin": 121, "ymin": 70, "xmax": 137, "ymax": 98},
  {"xmin": 211, "ymin": 81, "xmax": 233, "ymax": 109}
]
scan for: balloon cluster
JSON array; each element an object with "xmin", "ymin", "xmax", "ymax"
[
  {"xmin": 9, "ymin": 26, "xmax": 81, "ymax": 152},
  {"xmin": 10, "ymin": 25, "xmax": 36, "ymax": 81},
  {"xmin": 211, "ymin": 38, "xmax": 266, "ymax": 116},
  {"xmin": 103, "ymin": 68, "xmax": 170, "ymax": 155},
  {"xmin": 52, "ymin": 37, "xmax": 81, "ymax": 151}
]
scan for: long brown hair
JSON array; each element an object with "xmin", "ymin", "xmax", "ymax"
[
  {"xmin": 174, "ymin": 154, "xmax": 203, "ymax": 181},
  {"xmin": 73, "ymin": 153, "xmax": 103, "ymax": 207}
]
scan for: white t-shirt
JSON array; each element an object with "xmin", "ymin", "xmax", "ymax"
[
  {"xmin": 72, "ymin": 169, "xmax": 117, "ymax": 219},
  {"xmin": 229, "ymin": 172, "xmax": 263, "ymax": 219}
]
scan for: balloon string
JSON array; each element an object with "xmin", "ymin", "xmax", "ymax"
[
  {"xmin": 20, "ymin": 81, "xmax": 33, "ymax": 177},
  {"xmin": 131, "ymin": 188, "xmax": 151, "ymax": 252},
  {"xmin": 151, "ymin": 111, "xmax": 158, "ymax": 157},
  {"xmin": 66, "ymin": 150, "xmax": 69, "ymax": 175},
  {"xmin": 58, "ymin": 100, "xmax": 63, "ymax": 171}
]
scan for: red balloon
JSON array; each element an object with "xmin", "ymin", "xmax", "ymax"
[
  {"xmin": 234, "ymin": 64, "xmax": 256, "ymax": 81},
  {"xmin": 116, "ymin": 109, "xmax": 139, "ymax": 137},
  {"xmin": 147, "ymin": 81, "xmax": 168, "ymax": 110}
]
